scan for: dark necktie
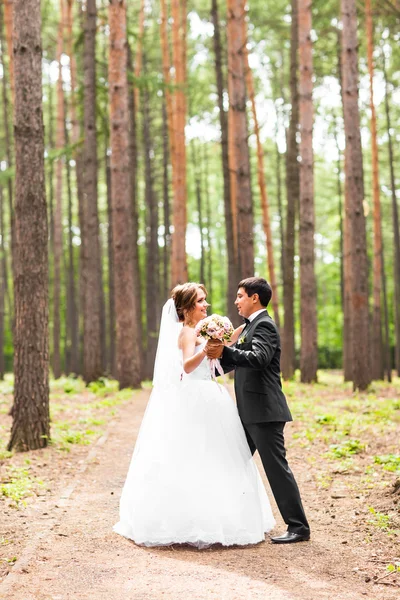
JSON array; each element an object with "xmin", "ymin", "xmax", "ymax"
[{"xmin": 243, "ymin": 318, "xmax": 250, "ymax": 326}]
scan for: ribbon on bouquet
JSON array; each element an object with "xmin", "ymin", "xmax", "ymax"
[{"xmin": 208, "ymin": 358, "xmax": 224, "ymax": 381}]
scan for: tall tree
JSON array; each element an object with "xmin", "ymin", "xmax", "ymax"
[
  {"xmin": 82, "ymin": 0, "xmax": 103, "ymax": 383},
  {"xmin": 0, "ymin": 2, "xmax": 15, "ymax": 279},
  {"xmin": 243, "ymin": 18, "xmax": 280, "ymax": 326},
  {"xmin": 211, "ymin": 0, "xmax": 237, "ymax": 322},
  {"xmin": 282, "ymin": 0, "xmax": 299, "ymax": 379},
  {"xmin": 8, "ymin": 0, "xmax": 49, "ymax": 451},
  {"xmin": 366, "ymin": 0, "xmax": 384, "ymax": 380},
  {"xmin": 382, "ymin": 50, "xmax": 400, "ymax": 376},
  {"xmin": 341, "ymin": 0, "xmax": 370, "ymax": 391},
  {"xmin": 127, "ymin": 43, "xmax": 143, "ymax": 378},
  {"xmin": 108, "ymin": 0, "xmax": 141, "ymax": 388},
  {"xmin": 3, "ymin": 0, "xmax": 14, "ymax": 102},
  {"xmin": 52, "ymin": 0, "xmax": 66, "ymax": 379},
  {"xmin": 142, "ymin": 57, "xmax": 160, "ymax": 379},
  {"xmin": 170, "ymin": 0, "xmax": 188, "ymax": 284},
  {"xmin": 0, "ymin": 186, "xmax": 5, "ymax": 379},
  {"xmin": 336, "ymin": 28, "xmax": 352, "ymax": 382},
  {"xmin": 298, "ymin": 0, "xmax": 317, "ymax": 383},
  {"xmin": 161, "ymin": 94, "xmax": 171, "ymax": 299},
  {"xmin": 226, "ymin": 0, "xmax": 254, "ymax": 277}
]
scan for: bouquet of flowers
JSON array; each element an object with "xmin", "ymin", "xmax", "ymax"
[{"xmin": 195, "ymin": 314, "xmax": 234, "ymax": 379}]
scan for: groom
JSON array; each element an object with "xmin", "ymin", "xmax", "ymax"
[{"xmin": 206, "ymin": 277, "xmax": 310, "ymax": 543}]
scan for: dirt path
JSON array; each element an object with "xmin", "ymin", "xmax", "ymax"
[{"xmin": 1, "ymin": 387, "xmax": 398, "ymax": 600}]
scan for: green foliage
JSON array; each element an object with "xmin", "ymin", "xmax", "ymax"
[
  {"xmin": 374, "ymin": 455, "xmax": 400, "ymax": 473},
  {"xmin": 327, "ymin": 440, "xmax": 365, "ymax": 459},
  {"xmin": 0, "ymin": 466, "xmax": 44, "ymax": 507},
  {"xmin": 368, "ymin": 507, "xmax": 394, "ymax": 533}
]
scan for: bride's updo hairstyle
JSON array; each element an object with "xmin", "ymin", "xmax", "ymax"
[{"xmin": 171, "ymin": 282, "xmax": 207, "ymax": 322}]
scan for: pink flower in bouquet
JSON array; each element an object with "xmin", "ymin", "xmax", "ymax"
[{"xmin": 195, "ymin": 314, "xmax": 234, "ymax": 343}]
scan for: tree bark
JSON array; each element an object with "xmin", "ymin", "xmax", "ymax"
[
  {"xmin": 52, "ymin": 0, "xmax": 66, "ymax": 379},
  {"xmin": 298, "ymin": 0, "xmax": 318, "ymax": 383},
  {"xmin": 191, "ymin": 141, "xmax": 205, "ymax": 283},
  {"xmin": 170, "ymin": 0, "xmax": 188, "ymax": 284},
  {"xmin": 82, "ymin": 0, "xmax": 103, "ymax": 383},
  {"xmin": 66, "ymin": 0, "xmax": 84, "ymax": 376},
  {"xmin": 0, "ymin": 3, "xmax": 15, "ymax": 282},
  {"xmin": 108, "ymin": 0, "xmax": 141, "ymax": 389},
  {"xmin": 382, "ymin": 51, "xmax": 400, "ymax": 376},
  {"xmin": 161, "ymin": 94, "xmax": 171, "ymax": 299},
  {"xmin": 243, "ymin": 18, "xmax": 280, "ymax": 326},
  {"xmin": 211, "ymin": 0, "xmax": 238, "ymax": 323},
  {"xmin": 142, "ymin": 64, "xmax": 160, "ymax": 379},
  {"xmin": 226, "ymin": 0, "xmax": 254, "ymax": 278},
  {"xmin": 366, "ymin": 0, "xmax": 383, "ymax": 381},
  {"xmin": 127, "ymin": 43, "xmax": 143, "ymax": 378},
  {"xmin": 0, "ymin": 186, "xmax": 5, "ymax": 379},
  {"xmin": 282, "ymin": 0, "xmax": 299, "ymax": 379},
  {"xmin": 341, "ymin": 0, "xmax": 370, "ymax": 391},
  {"xmin": 8, "ymin": 0, "xmax": 49, "ymax": 452},
  {"xmin": 3, "ymin": 0, "xmax": 14, "ymax": 103},
  {"xmin": 63, "ymin": 97, "xmax": 78, "ymax": 375}
]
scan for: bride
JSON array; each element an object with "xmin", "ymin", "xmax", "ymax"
[{"xmin": 113, "ymin": 282, "xmax": 275, "ymax": 548}]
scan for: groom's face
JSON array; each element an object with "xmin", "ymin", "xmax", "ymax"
[{"xmin": 235, "ymin": 287, "xmax": 258, "ymax": 318}]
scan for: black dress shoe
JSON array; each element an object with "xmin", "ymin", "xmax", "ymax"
[{"xmin": 270, "ymin": 531, "xmax": 310, "ymax": 544}]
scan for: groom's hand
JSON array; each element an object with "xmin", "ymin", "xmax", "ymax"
[{"xmin": 205, "ymin": 340, "xmax": 224, "ymax": 359}]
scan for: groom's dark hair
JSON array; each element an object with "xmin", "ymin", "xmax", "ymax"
[{"xmin": 238, "ymin": 277, "xmax": 272, "ymax": 307}]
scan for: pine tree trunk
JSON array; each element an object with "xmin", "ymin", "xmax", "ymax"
[
  {"xmin": 337, "ymin": 27, "xmax": 352, "ymax": 381},
  {"xmin": 52, "ymin": 2, "xmax": 65, "ymax": 379},
  {"xmin": 108, "ymin": 0, "xmax": 141, "ymax": 389},
  {"xmin": 0, "ymin": 186, "xmax": 5, "ymax": 379},
  {"xmin": 170, "ymin": 0, "xmax": 188, "ymax": 284},
  {"xmin": 105, "ymin": 139, "xmax": 116, "ymax": 377},
  {"xmin": 82, "ymin": 0, "xmax": 103, "ymax": 383},
  {"xmin": 341, "ymin": 0, "xmax": 370, "ymax": 391},
  {"xmin": 162, "ymin": 95, "xmax": 171, "ymax": 299},
  {"xmin": 275, "ymin": 141, "xmax": 285, "ymax": 288},
  {"xmin": 298, "ymin": 0, "xmax": 318, "ymax": 382},
  {"xmin": 142, "ymin": 62, "xmax": 160, "ymax": 379},
  {"xmin": 282, "ymin": 0, "xmax": 299, "ymax": 379},
  {"xmin": 8, "ymin": 0, "xmax": 49, "ymax": 452},
  {"xmin": 227, "ymin": 0, "xmax": 254, "ymax": 278},
  {"xmin": 211, "ymin": 0, "xmax": 238, "ymax": 322},
  {"xmin": 47, "ymin": 79, "xmax": 55, "ymax": 252},
  {"xmin": 192, "ymin": 142, "xmax": 205, "ymax": 283},
  {"xmin": 226, "ymin": 1, "xmax": 238, "ymax": 266},
  {"xmin": 3, "ymin": 0, "xmax": 14, "ymax": 103},
  {"xmin": 127, "ymin": 43, "xmax": 143, "ymax": 378},
  {"xmin": 66, "ymin": 0, "xmax": 84, "ymax": 375},
  {"xmin": 366, "ymin": 0, "xmax": 383, "ymax": 381},
  {"xmin": 203, "ymin": 145, "xmax": 213, "ymax": 300},
  {"xmin": 382, "ymin": 53, "xmax": 400, "ymax": 376},
  {"xmin": 243, "ymin": 20, "xmax": 280, "ymax": 326},
  {"xmin": 63, "ymin": 99, "xmax": 78, "ymax": 375},
  {"xmin": 0, "ymin": 4, "xmax": 15, "ymax": 283}
]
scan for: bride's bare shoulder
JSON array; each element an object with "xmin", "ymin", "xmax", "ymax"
[{"xmin": 178, "ymin": 325, "xmax": 196, "ymax": 348}]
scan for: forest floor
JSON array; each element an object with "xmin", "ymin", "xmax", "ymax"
[{"xmin": 0, "ymin": 372, "xmax": 399, "ymax": 600}]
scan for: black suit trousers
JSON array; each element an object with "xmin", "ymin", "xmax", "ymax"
[{"xmin": 244, "ymin": 422, "xmax": 310, "ymax": 536}]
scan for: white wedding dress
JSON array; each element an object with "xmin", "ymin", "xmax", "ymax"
[{"xmin": 113, "ymin": 301, "xmax": 275, "ymax": 548}]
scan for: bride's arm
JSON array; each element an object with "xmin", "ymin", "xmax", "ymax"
[{"xmin": 180, "ymin": 327, "xmax": 207, "ymax": 374}]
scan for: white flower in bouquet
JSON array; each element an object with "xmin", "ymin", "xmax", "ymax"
[{"xmin": 195, "ymin": 314, "xmax": 234, "ymax": 380}]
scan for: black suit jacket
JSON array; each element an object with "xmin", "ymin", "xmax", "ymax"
[{"xmin": 220, "ymin": 311, "xmax": 292, "ymax": 425}]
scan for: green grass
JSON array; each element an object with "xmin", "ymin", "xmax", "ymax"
[
  {"xmin": 368, "ymin": 507, "xmax": 395, "ymax": 534},
  {"xmin": 0, "ymin": 466, "xmax": 44, "ymax": 507}
]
